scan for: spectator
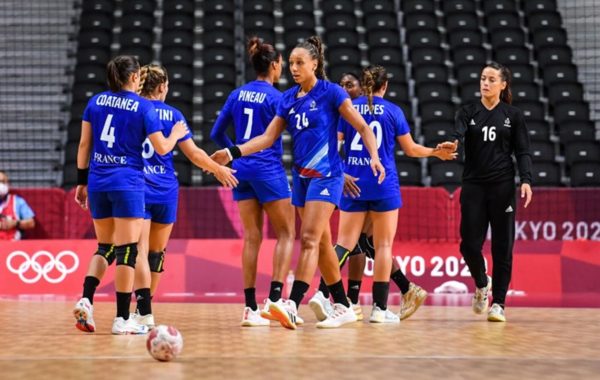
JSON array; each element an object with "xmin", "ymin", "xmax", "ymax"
[{"xmin": 0, "ymin": 171, "xmax": 35, "ymax": 240}]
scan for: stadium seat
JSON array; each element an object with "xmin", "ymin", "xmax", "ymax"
[
  {"xmin": 530, "ymin": 141, "xmax": 556, "ymax": 163},
  {"xmin": 410, "ymin": 47, "xmax": 444, "ymax": 66},
  {"xmin": 363, "ymin": 0, "xmax": 394, "ymax": 14},
  {"xmin": 532, "ymin": 28, "xmax": 568, "ymax": 49},
  {"xmin": 282, "ymin": 0, "xmax": 313, "ymax": 13},
  {"xmin": 78, "ymin": 30, "xmax": 112, "ymax": 48},
  {"xmin": 527, "ymin": 11, "xmax": 563, "ymax": 33},
  {"xmin": 441, "ymin": 0, "xmax": 477, "ymax": 14},
  {"xmin": 163, "ymin": 0, "xmax": 194, "ymax": 14},
  {"xmin": 458, "ymin": 82, "xmax": 481, "ymax": 100},
  {"xmin": 547, "ymin": 83, "xmax": 584, "ymax": 106},
  {"xmin": 421, "ymin": 121, "xmax": 455, "ymax": 145},
  {"xmin": 203, "ymin": 0, "xmax": 234, "ymax": 13},
  {"xmin": 201, "ymin": 30, "xmax": 233, "ymax": 48},
  {"xmin": 419, "ymin": 102, "xmax": 456, "ymax": 124},
  {"xmin": 455, "ymin": 64, "xmax": 482, "ymax": 86},
  {"xmin": 523, "ymin": 0, "xmax": 557, "ymax": 14},
  {"xmin": 163, "ymin": 13, "xmax": 195, "ymax": 31},
  {"xmin": 532, "ymin": 162, "xmax": 562, "ymax": 186},
  {"xmin": 367, "ymin": 30, "xmax": 401, "ymax": 48},
  {"xmin": 167, "ymin": 64, "xmax": 194, "ymax": 83},
  {"xmin": 74, "ymin": 64, "xmax": 106, "ymax": 84},
  {"xmin": 541, "ymin": 64, "xmax": 578, "ymax": 86},
  {"xmin": 322, "ymin": 0, "xmax": 354, "ymax": 13},
  {"xmin": 557, "ymin": 121, "xmax": 596, "ymax": 144},
  {"xmin": 429, "ymin": 161, "xmax": 464, "ymax": 190},
  {"xmin": 452, "ymin": 47, "xmax": 487, "ymax": 67},
  {"xmin": 416, "ymin": 83, "xmax": 452, "ymax": 104},
  {"xmin": 564, "ymin": 142, "xmax": 600, "ymax": 167},
  {"xmin": 401, "ymin": 0, "xmax": 435, "ymax": 14},
  {"xmin": 368, "ymin": 47, "xmax": 403, "ymax": 65},
  {"xmin": 536, "ymin": 46, "xmax": 573, "ymax": 67},
  {"xmin": 570, "ymin": 162, "xmax": 600, "ymax": 187},
  {"xmin": 365, "ymin": 13, "xmax": 398, "ymax": 30},
  {"xmin": 384, "ymin": 65, "xmax": 407, "ymax": 83},
  {"xmin": 122, "ymin": 0, "xmax": 156, "ymax": 15},
  {"xmin": 82, "ymin": 0, "xmax": 115, "ymax": 14},
  {"xmin": 514, "ymin": 100, "xmax": 546, "ymax": 122},
  {"xmin": 76, "ymin": 47, "xmax": 111, "ymax": 65},
  {"xmin": 202, "ymin": 47, "xmax": 235, "ymax": 65},
  {"xmin": 553, "ymin": 102, "xmax": 590, "ymax": 124},
  {"xmin": 448, "ymin": 30, "xmax": 484, "ymax": 49},
  {"xmin": 244, "ymin": 0, "xmax": 273, "ymax": 13},
  {"xmin": 324, "ymin": 13, "xmax": 357, "ymax": 30},
  {"xmin": 326, "ymin": 47, "xmax": 361, "ymax": 66},
  {"xmin": 396, "ymin": 160, "xmax": 423, "ymax": 186},
  {"xmin": 282, "ymin": 14, "xmax": 315, "ymax": 30},
  {"xmin": 512, "ymin": 83, "xmax": 541, "ymax": 102},
  {"xmin": 161, "ymin": 46, "xmax": 194, "ymax": 65},
  {"xmin": 445, "ymin": 13, "xmax": 479, "ymax": 34},
  {"xmin": 174, "ymin": 162, "xmax": 192, "ymax": 186},
  {"xmin": 494, "ymin": 46, "xmax": 530, "ymax": 65},
  {"xmin": 413, "ymin": 65, "xmax": 449, "ymax": 84},
  {"xmin": 79, "ymin": 13, "xmax": 113, "ymax": 32},
  {"xmin": 205, "ymin": 13, "xmax": 235, "ymax": 31},
  {"xmin": 325, "ymin": 30, "xmax": 360, "ymax": 48},
  {"xmin": 121, "ymin": 13, "xmax": 154, "ymax": 31},
  {"xmin": 406, "ymin": 30, "xmax": 442, "ymax": 48},
  {"xmin": 486, "ymin": 11, "xmax": 520, "ymax": 33},
  {"xmin": 203, "ymin": 64, "xmax": 236, "ymax": 85},
  {"xmin": 489, "ymin": 28, "xmax": 526, "ymax": 48},
  {"xmin": 119, "ymin": 46, "xmax": 153, "ymax": 64},
  {"xmin": 482, "ymin": 0, "xmax": 517, "ymax": 14},
  {"xmin": 526, "ymin": 121, "xmax": 551, "ymax": 142},
  {"xmin": 405, "ymin": 13, "xmax": 437, "ymax": 33},
  {"xmin": 510, "ymin": 64, "xmax": 535, "ymax": 82}
]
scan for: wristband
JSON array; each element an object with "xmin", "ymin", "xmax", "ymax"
[
  {"xmin": 227, "ymin": 145, "xmax": 242, "ymax": 160},
  {"xmin": 77, "ymin": 168, "xmax": 89, "ymax": 185}
]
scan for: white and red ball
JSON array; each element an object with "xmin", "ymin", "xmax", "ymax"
[{"xmin": 146, "ymin": 325, "xmax": 183, "ymax": 362}]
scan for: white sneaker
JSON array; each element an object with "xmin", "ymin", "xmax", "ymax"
[
  {"xmin": 349, "ymin": 299, "xmax": 363, "ymax": 321},
  {"xmin": 111, "ymin": 316, "xmax": 149, "ymax": 335},
  {"xmin": 487, "ymin": 303, "xmax": 506, "ymax": 322},
  {"xmin": 316, "ymin": 303, "xmax": 358, "ymax": 328},
  {"xmin": 131, "ymin": 311, "xmax": 156, "ymax": 329},
  {"xmin": 73, "ymin": 297, "xmax": 95, "ymax": 333},
  {"xmin": 370, "ymin": 306, "xmax": 400, "ymax": 324},
  {"xmin": 400, "ymin": 283, "xmax": 428, "ymax": 321},
  {"xmin": 262, "ymin": 299, "xmax": 304, "ymax": 326},
  {"xmin": 308, "ymin": 291, "xmax": 333, "ymax": 322},
  {"xmin": 268, "ymin": 299, "xmax": 298, "ymax": 330},
  {"xmin": 472, "ymin": 275, "xmax": 492, "ymax": 314},
  {"xmin": 241, "ymin": 307, "xmax": 270, "ymax": 327}
]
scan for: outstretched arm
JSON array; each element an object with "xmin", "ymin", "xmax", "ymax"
[
  {"xmin": 211, "ymin": 116, "xmax": 286, "ymax": 165},
  {"xmin": 178, "ymin": 139, "xmax": 238, "ymax": 188},
  {"xmin": 397, "ymin": 134, "xmax": 457, "ymax": 160}
]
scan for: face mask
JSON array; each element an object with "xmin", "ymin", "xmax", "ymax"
[{"xmin": 0, "ymin": 183, "xmax": 8, "ymax": 197}]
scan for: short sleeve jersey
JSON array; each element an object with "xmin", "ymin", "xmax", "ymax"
[
  {"xmin": 338, "ymin": 96, "xmax": 410, "ymax": 200},
  {"xmin": 276, "ymin": 80, "xmax": 348, "ymax": 178},
  {"xmin": 83, "ymin": 90, "xmax": 161, "ymax": 191},
  {"xmin": 210, "ymin": 81, "xmax": 284, "ymax": 181},
  {"xmin": 143, "ymin": 100, "xmax": 192, "ymax": 204}
]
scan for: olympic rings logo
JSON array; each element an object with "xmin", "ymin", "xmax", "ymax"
[{"xmin": 6, "ymin": 251, "xmax": 79, "ymax": 284}]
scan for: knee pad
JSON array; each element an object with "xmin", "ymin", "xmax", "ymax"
[
  {"xmin": 115, "ymin": 243, "xmax": 137, "ymax": 268},
  {"xmin": 148, "ymin": 250, "xmax": 165, "ymax": 273},
  {"xmin": 334, "ymin": 244, "xmax": 351, "ymax": 268},
  {"xmin": 95, "ymin": 243, "xmax": 115, "ymax": 265},
  {"xmin": 358, "ymin": 234, "xmax": 375, "ymax": 260}
]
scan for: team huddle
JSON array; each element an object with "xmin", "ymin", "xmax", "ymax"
[{"xmin": 72, "ymin": 35, "xmax": 532, "ymax": 334}]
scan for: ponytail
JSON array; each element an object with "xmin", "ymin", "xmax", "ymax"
[
  {"xmin": 360, "ymin": 65, "xmax": 388, "ymax": 113},
  {"xmin": 247, "ymin": 36, "xmax": 280, "ymax": 76},
  {"xmin": 138, "ymin": 64, "xmax": 168, "ymax": 97},
  {"xmin": 296, "ymin": 35, "xmax": 327, "ymax": 80},
  {"xmin": 106, "ymin": 55, "xmax": 140, "ymax": 92}
]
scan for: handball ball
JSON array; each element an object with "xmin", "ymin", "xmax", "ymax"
[{"xmin": 146, "ymin": 325, "xmax": 183, "ymax": 362}]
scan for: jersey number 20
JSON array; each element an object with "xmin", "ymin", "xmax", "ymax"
[{"xmin": 350, "ymin": 121, "xmax": 383, "ymax": 151}]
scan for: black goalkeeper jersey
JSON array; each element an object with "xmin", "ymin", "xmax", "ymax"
[{"xmin": 454, "ymin": 101, "xmax": 532, "ymax": 184}]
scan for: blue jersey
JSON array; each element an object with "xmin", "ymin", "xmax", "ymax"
[
  {"xmin": 210, "ymin": 80, "xmax": 284, "ymax": 181},
  {"xmin": 338, "ymin": 96, "xmax": 410, "ymax": 200},
  {"xmin": 143, "ymin": 100, "xmax": 192, "ymax": 204},
  {"xmin": 276, "ymin": 80, "xmax": 348, "ymax": 178},
  {"xmin": 83, "ymin": 90, "xmax": 161, "ymax": 192}
]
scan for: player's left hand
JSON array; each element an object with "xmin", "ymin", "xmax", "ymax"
[
  {"xmin": 343, "ymin": 174, "xmax": 361, "ymax": 198},
  {"xmin": 521, "ymin": 183, "xmax": 532, "ymax": 208},
  {"xmin": 370, "ymin": 157, "xmax": 386, "ymax": 184},
  {"xmin": 211, "ymin": 149, "xmax": 231, "ymax": 165},
  {"xmin": 75, "ymin": 185, "xmax": 88, "ymax": 210}
]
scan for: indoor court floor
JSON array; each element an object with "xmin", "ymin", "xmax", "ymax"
[{"xmin": 0, "ymin": 301, "xmax": 598, "ymax": 379}]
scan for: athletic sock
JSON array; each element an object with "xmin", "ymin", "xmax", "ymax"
[
  {"xmin": 373, "ymin": 281, "xmax": 390, "ymax": 310},
  {"xmin": 347, "ymin": 279, "xmax": 362, "ymax": 304},
  {"xmin": 82, "ymin": 276, "xmax": 100, "ymax": 304},
  {"xmin": 268, "ymin": 281, "xmax": 284, "ymax": 302},
  {"xmin": 289, "ymin": 280, "xmax": 310, "ymax": 309},
  {"xmin": 135, "ymin": 288, "xmax": 152, "ymax": 315},
  {"xmin": 327, "ymin": 280, "xmax": 350, "ymax": 307},
  {"xmin": 318, "ymin": 277, "xmax": 330, "ymax": 298},
  {"xmin": 116, "ymin": 292, "xmax": 131, "ymax": 319},
  {"xmin": 391, "ymin": 269, "xmax": 410, "ymax": 294},
  {"xmin": 244, "ymin": 288, "xmax": 257, "ymax": 311}
]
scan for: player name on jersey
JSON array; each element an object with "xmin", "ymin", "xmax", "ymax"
[
  {"xmin": 95, "ymin": 94, "xmax": 140, "ymax": 112},
  {"xmin": 353, "ymin": 103, "xmax": 385, "ymax": 115},
  {"xmin": 156, "ymin": 108, "xmax": 173, "ymax": 121},
  {"xmin": 237, "ymin": 90, "xmax": 267, "ymax": 104}
]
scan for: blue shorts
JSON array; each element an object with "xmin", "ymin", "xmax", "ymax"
[
  {"xmin": 88, "ymin": 190, "xmax": 145, "ymax": 219},
  {"xmin": 233, "ymin": 175, "xmax": 291, "ymax": 204},
  {"xmin": 339, "ymin": 196, "xmax": 401, "ymax": 212},
  {"xmin": 145, "ymin": 202, "xmax": 178, "ymax": 224},
  {"xmin": 292, "ymin": 174, "xmax": 344, "ymax": 207}
]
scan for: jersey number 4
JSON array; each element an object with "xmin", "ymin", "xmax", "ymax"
[
  {"xmin": 101, "ymin": 114, "xmax": 116, "ymax": 148},
  {"xmin": 350, "ymin": 121, "xmax": 383, "ymax": 151}
]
